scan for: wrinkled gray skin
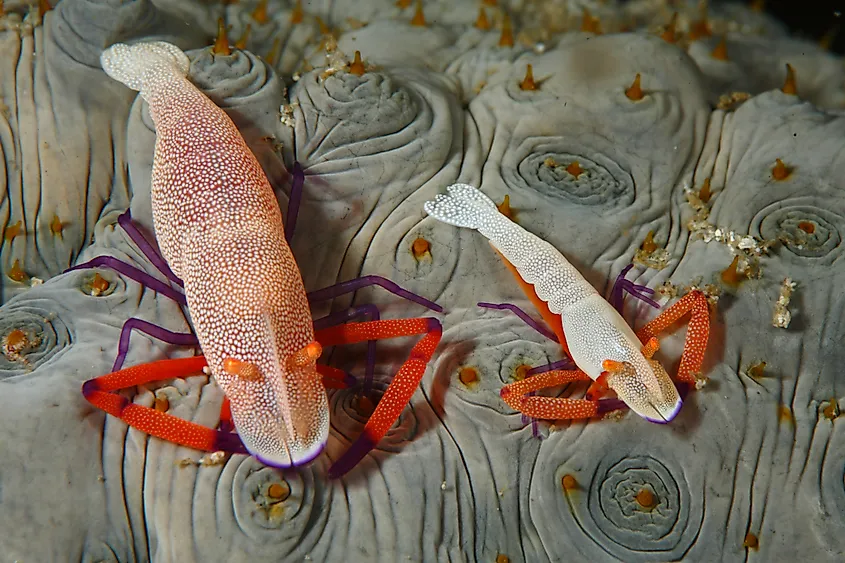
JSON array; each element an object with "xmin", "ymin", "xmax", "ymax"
[{"xmin": 1, "ymin": 0, "xmax": 845, "ymax": 561}]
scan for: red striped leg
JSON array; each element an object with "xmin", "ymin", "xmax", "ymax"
[
  {"xmin": 500, "ymin": 369, "xmax": 600, "ymax": 420},
  {"xmin": 315, "ymin": 317, "xmax": 443, "ymax": 478},
  {"xmin": 82, "ymin": 356, "xmax": 246, "ymax": 454},
  {"xmin": 636, "ymin": 290, "xmax": 710, "ymax": 384}
]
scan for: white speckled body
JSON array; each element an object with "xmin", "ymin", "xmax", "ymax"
[
  {"xmin": 424, "ymin": 184, "xmax": 681, "ymax": 420},
  {"xmin": 100, "ymin": 42, "xmax": 328, "ymax": 466}
]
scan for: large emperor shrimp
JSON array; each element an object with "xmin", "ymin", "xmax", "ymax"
[
  {"xmin": 424, "ymin": 184, "xmax": 710, "ymax": 425},
  {"xmin": 77, "ymin": 41, "xmax": 443, "ymax": 478}
]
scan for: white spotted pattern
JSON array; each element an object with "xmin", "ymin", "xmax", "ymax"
[
  {"xmin": 424, "ymin": 183, "xmax": 682, "ymax": 422},
  {"xmin": 101, "ymin": 42, "xmax": 328, "ymax": 467}
]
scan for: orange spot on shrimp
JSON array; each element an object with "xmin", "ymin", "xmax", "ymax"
[
  {"xmin": 565, "ymin": 161, "xmax": 584, "ymax": 178},
  {"xmin": 797, "ymin": 221, "xmax": 815, "ymax": 234},
  {"xmin": 348, "ymin": 51, "xmax": 366, "ymax": 76},
  {"xmin": 212, "ymin": 18, "xmax": 231, "ymax": 56},
  {"xmin": 4, "ymin": 220, "xmax": 22, "ymax": 242},
  {"xmin": 660, "ymin": 12, "xmax": 678, "ymax": 43},
  {"xmin": 699, "ymin": 178, "xmax": 712, "ymax": 203},
  {"xmin": 497, "ymin": 195, "xmax": 514, "ymax": 219},
  {"xmin": 458, "ymin": 366, "xmax": 479, "ymax": 386},
  {"xmin": 561, "ymin": 473, "xmax": 578, "ymax": 491},
  {"xmin": 744, "ymin": 532, "xmax": 759, "ymax": 550},
  {"xmin": 498, "ymin": 14, "xmax": 514, "ymax": 47},
  {"xmin": 267, "ymin": 481, "xmax": 291, "ymax": 501},
  {"xmin": 625, "ymin": 74, "xmax": 644, "ymax": 101},
  {"xmin": 581, "ymin": 9, "xmax": 601, "ymax": 34},
  {"xmin": 495, "ymin": 555, "xmax": 510, "ymax": 563},
  {"xmin": 290, "ymin": 0, "xmax": 303, "ymax": 24},
  {"xmin": 781, "ymin": 64, "xmax": 797, "ymax": 95},
  {"xmin": 410, "ymin": 0, "xmax": 426, "ymax": 26},
  {"xmin": 411, "ymin": 237, "xmax": 431, "ymax": 259},
  {"xmin": 50, "ymin": 214, "xmax": 64, "ymax": 238},
  {"xmin": 635, "ymin": 488, "xmax": 656, "ymax": 508},
  {"xmin": 38, "ymin": 0, "xmax": 51, "ymax": 16},
  {"xmin": 519, "ymin": 64, "xmax": 537, "ymax": 91},
  {"xmin": 778, "ymin": 404, "xmax": 793, "ymax": 424},
  {"xmin": 289, "ymin": 341, "xmax": 322, "ymax": 369},
  {"xmin": 474, "ymin": 6, "xmax": 490, "ymax": 30},
  {"xmin": 772, "ymin": 158, "xmax": 792, "ymax": 180},
  {"xmin": 251, "ymin": 0, "xmax": 268, "ymax": 24},
  {"xmin": 8, "ymin": 259, "xmax": 26, "ymax": 282},
  {"xmin": 601, "ymin": 359, "xmax": 625, "ymax": 372},
  {"xmin": 640, "ymin": 230, "xmax": 658, "ymax": 253},
  {"xmin": 235, "ymin": 24, "xmax": 251, "ymax": 50},
  {"xmin": 223, "ymin": 358, "xmax": 264, "ymax": 381},
  {"xmin": 711, "ymin": 36, "xmax": 728, "ymax": 60}
]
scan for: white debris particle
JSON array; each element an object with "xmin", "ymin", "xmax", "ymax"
[{"xmin": 772, "ymin": 278, "xmax": 796, "ymax": 328}]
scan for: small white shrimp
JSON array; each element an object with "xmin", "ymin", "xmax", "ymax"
[{"xmin": 424, "ymin": 184, "xmax": 710, "ymax": 423}]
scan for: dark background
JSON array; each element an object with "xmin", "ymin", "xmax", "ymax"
[{"xmin": 748, "ymin": 0, "xmax": 843, "ymax": 53}]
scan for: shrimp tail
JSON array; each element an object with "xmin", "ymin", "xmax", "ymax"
[
  {"xmin": 100, "ymin": 41, "xmax": 190, "ymax": 93},
  {"xmin": 423, "ymin": 183, "xmax": 501, "ymax": 230}
]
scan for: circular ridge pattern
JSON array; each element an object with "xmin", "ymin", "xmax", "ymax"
[
  {"xmin": 756, "ymin": 204, "xmax": 842, "ymax": 259},
  {"xmin": 0, "ymin": 303, "xmax": 73, "ymax": 375},
  {"xmin": 328, "ymin": 373, "xmax": 419, "ymax": 453},
  {"xmin": 232, "ymin": 458, "xmax": 325, "ymax": 544},
  {"xmin": 509, "ymin": 148, "xmax": 635, "ymax": 208},
  {"xmin": 190, "ymin": 50, "xmax": 274, "ymax": 102},
  {"xmin": 302, "ymin": 71, "xmax": 419, "ymax": 149},
  {"xmin": 587, "ymin": 455, "xmax": 690, "ymax": 553}
]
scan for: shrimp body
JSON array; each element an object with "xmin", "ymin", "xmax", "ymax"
[
  {"xmin": 100, "ymin": 42, "xmax": 327, "ymax": 466},
  {"xmin": 424, "ymin": 184, "xmax": 683, "ymax": 423}
]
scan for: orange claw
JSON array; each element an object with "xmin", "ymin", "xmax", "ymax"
[
  {"xmin": 81, "ymin": 356, "xmax": 247, "ymax": 454},
  {"xmin": 318, "ymin": 317, "xmax": 443, "ymax": 478},
  {"xmin": 636, "ymin": 290, "xmax": 710, "ymax": 383}
]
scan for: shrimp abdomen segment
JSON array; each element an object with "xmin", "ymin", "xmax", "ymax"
[{"xmin": 424, "ymin": 184, "xmax": 596, "ymax": 313}]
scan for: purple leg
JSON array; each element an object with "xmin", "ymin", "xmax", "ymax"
[
  {"xmin": 477, "ymin": 302, "xmax": 559, "ymax": 342},
  {"xmin": 285, "ymin": 162, "xmax": 305, "ymax": 244},
  {"xmin": 610, "ymin": 264, "xmax": 660, "ymax": 313},
  {"xmin": 112, "ymin": 317, "xmax": 198, "ymax": 372},
  {"xmin": 306, "ymin": 275, "xmax": 443, "ymax": 313},
  {"xmin": 66, "ymin": 256, "xmax": 187, "ymax": 306},
  {"xmin": 314, "ymin": 304, "xmax": 379, "ymax": 395},
  {"xmin": 117, "ymin": 211, "xmax": 183, "ymax": 286}
]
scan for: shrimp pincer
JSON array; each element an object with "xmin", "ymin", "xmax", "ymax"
[
  {"xmin": 424, "ymin": 184, "xmax": 710, "ymax": 424},
  {"xmin": 82, "ymin": 42, "xmax": 442, "ymax": 477}
]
